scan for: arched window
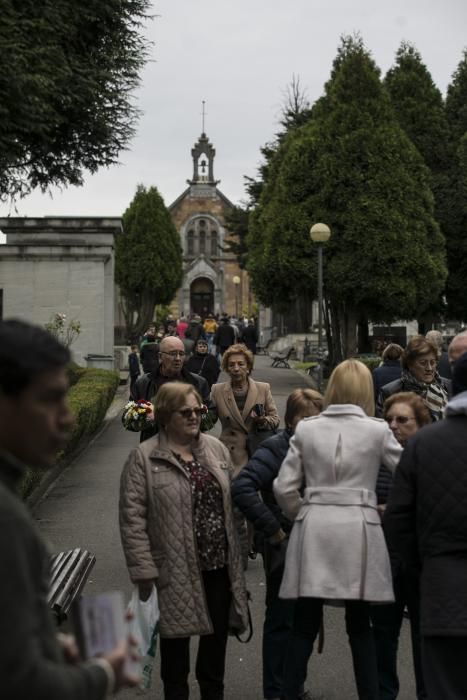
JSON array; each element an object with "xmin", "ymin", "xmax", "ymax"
[
  {"xmin": 187, "ymin": 230, "xmax": 194, "ymax": 255},
  {"xmin": 199, "ymin": 230, "xmax": 206, "ymax": 254},
  {"xmin": 210, "ymin": 231, "xmax": 218, "ymax": 256}
]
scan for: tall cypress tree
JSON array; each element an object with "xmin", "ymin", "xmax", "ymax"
[
  {"xmin": 115, "ymin": 185, "xmax": 183, "ymax": 339},
  {"xmin": 385, "ymin": 43, "xmax": 450, "ymax": 175},
  {"xmin": 248, "ymin": 36, "xmax": 447, "ymax": 358},
  {"xmin": 443, "ymin": 50, "xmax": 467, "ymax": 320},
  {"xmin": 312, "ymin": 36, "xmax": 446, "ymax": 355},
  {"xmin": 384, "ymin": 43, "xmax": 451, "ymax": 327}
]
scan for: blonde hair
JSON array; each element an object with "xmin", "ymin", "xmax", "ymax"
[
  {"xmin": 153, "ymin": 382, "xmax": 202, "ymax": 426},
  {"xmin": 324, "ymin": 359, "xmax": 375, "ymax": 416},
  {"xmin": 221, "ymin": 343, "xmax": 254, "ymax": 373},
  {"xmin": 284, "ymin": 388, "xmax": 323, "ymax": 428}
]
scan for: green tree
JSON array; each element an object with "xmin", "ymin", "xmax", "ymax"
[
  {"xmin": 384, "ymin": 42, "xmax": 451, "ymax": 326},
  {"xmin": 384, "ymin": 42, "xmax": 450, "ymax": 178},
  {"xmin": 248, "ymin": 36, "xmax": 447, "ymax": 359},
  {"xmin": 0, "ymin": 0, "xmax": 150, "ymax": 201},
  {"xmin": 223, "ymin": 202, "xmax": 250, "ymax": 269},
  {"xmin": 115, "ymin": 185, "xmax": 183, "ymax": 339},
  {"xmin": 443, "ymin": 50, "xmax": 467, "ymax": 320}
]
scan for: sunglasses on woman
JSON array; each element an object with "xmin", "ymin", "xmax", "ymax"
[
  {"xmin": 177, "ymin": 406, "xmax": 206, "ymax": 419},
  {"xmin": 385, "ymin": 415, "xmax": 415, "ymax": 425}
]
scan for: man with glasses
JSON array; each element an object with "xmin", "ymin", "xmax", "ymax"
[{"xmin": 130, "ymin": 336, "xmax": 215, "ymax": 441}]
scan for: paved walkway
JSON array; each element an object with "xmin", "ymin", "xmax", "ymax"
[{"xmin": 34, "ymin": 355, "xmax": 416, "ymax": 699}]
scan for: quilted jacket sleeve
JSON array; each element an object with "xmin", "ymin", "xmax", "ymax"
[
  {"xmin": 384, "ymin": 440, "xmax": 419, "ymax": 570},
  {"xmin": 273, "ymin": 427, "xmax": 304, "ymax": 520},
  {"xmin": 231, "ymin": 440, "xmax": 284, "ymax": 538},
  {"xmin": 119, "ymin": 447, "xmax": 158, "ymax": 582}
]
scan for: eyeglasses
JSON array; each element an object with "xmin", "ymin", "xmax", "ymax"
[
  {"xmin": 415, "ymin": 358, "xmax": 437, "ymax": 368},
  {"xmin": 177, "ymin": 407, "xmax": 205, "ymax": 419},
  {"xmin": 161, "ymin": 351, "xmax": 186, "ymax": 358},
  {"xmin": 385, "ymin": 415, "xmax": 416, "ymax": 425}
]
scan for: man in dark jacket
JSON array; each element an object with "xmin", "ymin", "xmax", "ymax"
[
  {"xmin": 0, "ymin": 319, "xmax": 138, "ymax": 700},
  {"xmin": 128, "ymin": 344, "xmax": 141, "ymax": 395},
  {"xmin": 130, "ymin": 335, "xmax": 215, "ymax": 441},
  {"xmin": 213, "ymin": 315, "xmax": 235, "ymax": 355},
  {"xmin": 372, "ymin": 343, "xmax": 403, "ymax": 398},
  {"xmin": 240, "ymin": 318, "xmax": 259, "ymax": 355},
  {"xmin": 385, "ymin": 351, "xmax": 467, "ymax": 700}
]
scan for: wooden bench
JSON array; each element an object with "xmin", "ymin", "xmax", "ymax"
[
  {"xmin": 270, "ymin": 346, "xmax": 295, "ymax": 369},
  {"xmin": 256, "ymin": 338, "xmax": 273, "ymax": 355},
  {"xmin": 48, "ymin": 548, "xmax": 96, "ymax": 624}
]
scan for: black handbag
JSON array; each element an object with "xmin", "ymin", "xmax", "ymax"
[{"xmin": 246, "ymin": 427, "xmax": 277, "ymax": 458}]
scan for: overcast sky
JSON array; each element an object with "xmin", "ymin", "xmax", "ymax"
[{"xmin": 2, "ymin": 0, "xmax": 467, "ymax": 220}]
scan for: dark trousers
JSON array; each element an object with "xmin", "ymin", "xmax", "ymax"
[
  {"xmin": 262, "ymin": 567, "xmax": 296, "ymax": 699},
  {"xmin": 129, "ymin": 374, "xmax": 139, "ymax": 396},
  {"xmin": 159, "ymin": 568, "xmax": 232, "ymax": 700},
  {"xmin": 370, "ymin": 567, "xmax": 426, "ymax": 699},
  {"xmin": 282, "ymin": 598, "xmax": 379, "ymax": 700},
  {"xmin": 422, "ymin": 636, "xmax": 467, "ymax": 700}
]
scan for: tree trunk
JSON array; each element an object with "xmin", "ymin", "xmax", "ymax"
[
  {"xmin": 120, "ymin": 290, "xmax": 156, "ymax": 341},
  {"xmin": 357, "ymin": 315, "xmax": 370, "ymax": 353},
  {"xmin": 343, "ymin": 305, "xmax": 358, "ymax": 357},
  {"xmin": 327, "ymin": 299, "xmax": 344, "ymax": 366}
]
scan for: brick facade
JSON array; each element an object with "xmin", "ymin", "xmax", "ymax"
[{"xmin": 168, "ymin": 132, "xmax": 251, "ymax": 319}]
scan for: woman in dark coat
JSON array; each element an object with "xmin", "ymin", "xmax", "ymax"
[
  {"xmin": 232, "ymin": 388, "xmax": 323, "ymax": 700},
  {"xmin": 186, "ymin": 338, "xmax": 220, "ymax": 389},
  {"xmin": 384, "ymin": 353, "xmax": 467, "ymax": 700},
  {"xmin": 373, "ymin": 343, "xmax": 403, "ymax": 398}
]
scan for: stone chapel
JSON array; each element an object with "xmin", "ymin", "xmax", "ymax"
[{"xmin": 169, "ymin": 131, "xmax": 250, "ymax": 318}]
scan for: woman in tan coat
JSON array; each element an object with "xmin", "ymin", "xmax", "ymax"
[
  {"xmin": 211, "ymin": 343, "xmax": 280, "ymax": 478},
  {"xmin": 119, "ymin": 382, "xmax": 248, "ymax": 700}
]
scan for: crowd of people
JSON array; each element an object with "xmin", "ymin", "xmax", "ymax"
[{"xmin": 2, "ymin": 317, "xmax": 467, "ymax": 700}]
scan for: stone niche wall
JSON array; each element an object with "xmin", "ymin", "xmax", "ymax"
[{"xmin": 0, "ymin": 217, "xmax": 121, "ymax": 366}]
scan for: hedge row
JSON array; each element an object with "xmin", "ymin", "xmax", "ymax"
[
  {"xmin": 22, "ymin": 367, "xmax": 120, "ymax": 499},
  {"xmin": 355, "ymin": 356, "xmax": 382, "ymax": 372}
]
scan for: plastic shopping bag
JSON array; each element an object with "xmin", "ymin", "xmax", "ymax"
[{"xmin": 126, "ymin": 585, "xmax": 159, "ymax": 690}]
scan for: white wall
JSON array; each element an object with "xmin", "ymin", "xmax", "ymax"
[{"xmin": 0, "ymin": 256, "xmax": 107, "ymax": 366}]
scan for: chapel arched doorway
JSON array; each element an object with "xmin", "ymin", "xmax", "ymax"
[{"xmin": 190, "ymin": 277, "xmax": 214, "ymax": 317}]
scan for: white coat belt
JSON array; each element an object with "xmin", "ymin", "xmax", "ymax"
[{"xmin": 302, "ymin": 486, "xmax": 377, "ymax": 508}]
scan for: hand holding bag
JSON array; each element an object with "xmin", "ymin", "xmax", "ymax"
[{"xmin": 126, "ymin": 585, "xmax": 159, "ymax": 689}]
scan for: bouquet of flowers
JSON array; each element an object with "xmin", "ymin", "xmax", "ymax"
[{"xmin": 122, "ymin": 399, "xmax": 154, "ymax": 432}]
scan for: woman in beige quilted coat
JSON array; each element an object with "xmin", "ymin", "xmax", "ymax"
[{"xmin": 119, "ymin": 382, "xmax": 248, "ymax": 700}]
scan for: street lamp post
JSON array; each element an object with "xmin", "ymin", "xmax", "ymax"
[
  {"xmin": 233, "ymin": 275, "xmax": 241, "ymax": 318},
  {"xmin": 310, "ymin": 223, "xmax": 331, "ymax": 391}
]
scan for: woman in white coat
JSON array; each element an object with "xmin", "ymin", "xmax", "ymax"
[{"xmin": 274, "ymin": 359, "xmax": 403, "ymax": 700}]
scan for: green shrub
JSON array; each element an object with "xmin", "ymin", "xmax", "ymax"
[
  {"xmin": 67, "ymin": 361, "xmax": 86, "ymax": 387},
  {"xmin": 292, "ymin": 361, "xmax": 318, "ymax": 370},
  {"xmin": 21, "ymin": 368, "xmax": 119, "ymax": 499},
  {"xmin": 355, "ymin": 356, "xmax": 382, "ymax": 372},
  {"xmin": 66, "ymin": 369, "xmax": 120, "ymax": 452}
]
